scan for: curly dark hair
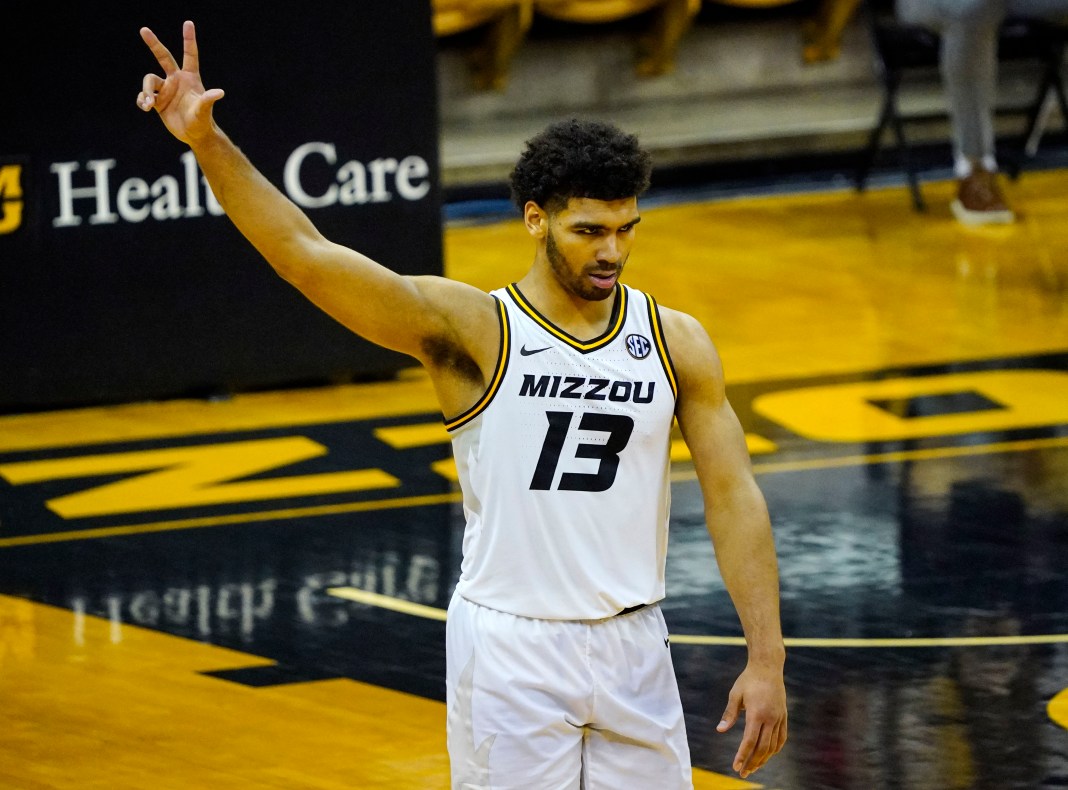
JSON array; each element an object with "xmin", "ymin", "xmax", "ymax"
[{"xmin": 508, "ymin": 118, "xmax": 652, "ymax": 213}]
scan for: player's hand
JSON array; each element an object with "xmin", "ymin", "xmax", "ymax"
[
  {"xmin": 136, "ymin": 20, "xmax": 224, "ymax": 145},
  {"xmin": 716, "ymin": 662, "xmax": 788, "ymax": 779}
]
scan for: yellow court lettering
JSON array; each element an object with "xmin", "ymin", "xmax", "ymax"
[
  {"xmin": 0, "ymin": 437, "xmax": 400, "ymax": 518},
  {"xmin": 752, "ymin": 370, "xmax": 1068, "ymax": 442}
]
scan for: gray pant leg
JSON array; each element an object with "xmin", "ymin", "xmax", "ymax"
[
  {"xmin": 896, "ymin": 0, "xmax": 1003, "ymax": 169},
  {"xmin": 896, "ymin": 0, "xmax": 1068, "ymax": 170}
]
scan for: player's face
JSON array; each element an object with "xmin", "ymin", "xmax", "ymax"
[{"xmin": 545, "ymin": 197, "xmax": 640, "ymax": 302}]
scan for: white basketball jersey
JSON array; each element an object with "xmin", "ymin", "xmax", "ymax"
[{"xmin": 446, "ymin": 283, "xmax": 679, "ymax": 620}]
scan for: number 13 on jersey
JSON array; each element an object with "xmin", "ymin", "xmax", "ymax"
[{"xmin": 529, "ymin": 410, "xmax": 635, "ymax": 492}]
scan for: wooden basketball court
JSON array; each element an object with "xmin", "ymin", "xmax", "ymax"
[{"xmin": 1, "ymin": 168, "xmax": 1066, "ymax": 789}]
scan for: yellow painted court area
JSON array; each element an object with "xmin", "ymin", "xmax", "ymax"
[
  {"xmin": 1050, "ymin": 688, "xmax": 1068, "ymax": 730},
  {"xmin": 446, "ymin": 172, "xmax": 1068, "ymax": 385},
  {"xmin": 0, "ymin": 594, "xmax": 448, "ymax": 789}
]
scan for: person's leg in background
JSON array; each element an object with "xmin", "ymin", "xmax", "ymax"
[
  {"xmin": 896, "ymin": 0, "xmax": 1015, "ymax": 224},
  {"xmin": 896, "ymin": 0, "xmax": 1068, "ymax": 224}
]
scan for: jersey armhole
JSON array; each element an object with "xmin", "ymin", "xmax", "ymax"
[
  {"xmin": 646, "ymin": 294, "xmax": 679, "ymax": 402},
  {"xmin": 443, "ymin": 296, "xmax": 510, "ymax": 432}
]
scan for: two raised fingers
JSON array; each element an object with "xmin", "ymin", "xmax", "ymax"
[
  {"xmin": 135, "ymin": 21, "xmax": 200, "ymax": 111},
  {"xmin": 141, "ymin": 19, "xmax": 201, "ymax": 74}
]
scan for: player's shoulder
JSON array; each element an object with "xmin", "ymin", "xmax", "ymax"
[
  {"xmin": 655, "ymin": 304, "xmax": 725, "ymax": 389},
  {"xmin": 624, "ymin": 289, "xmax": 703, "ymax": 339},
  {"xmin": 656, "ymin": 305, "xmax": 713, "ymax": 349}
]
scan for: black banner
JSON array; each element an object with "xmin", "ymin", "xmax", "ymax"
[{"xmin": 0, "ymin": 2, "xmax": 443, "ymax": 411}]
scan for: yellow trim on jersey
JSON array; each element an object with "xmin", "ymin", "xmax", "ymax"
[
  {"xmin": 505, "ymin": 283, "xmax": 627, "ymax": 353},
  {"xmin": 646, "ymin": 294, "xmax": 678, "ymax": 401},
  {"xmin": 443, "ymin": 297, "xmax": 510, "ymax": 432}
]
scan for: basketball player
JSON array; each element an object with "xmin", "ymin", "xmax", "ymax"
[{"xmin": 137, "ymin": 21, "xmax": 787, "ymax": 788}]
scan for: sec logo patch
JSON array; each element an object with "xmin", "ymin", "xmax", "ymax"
[{"xmin": 626, "ymin": 334, "xmax": 651, "ymax": 359}]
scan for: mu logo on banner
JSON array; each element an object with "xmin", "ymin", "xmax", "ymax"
[{"xmin": 0, "ymin": 163, "xmax": 23, "ymax": 235}]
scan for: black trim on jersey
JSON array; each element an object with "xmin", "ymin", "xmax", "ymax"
[
  {"xmin": 505, "ymin": 283, "xmax": 627, "ymax": 353},
  {"xmin": 646, "ymin": 294, "xmax": 679, "ymax": 401},
  {"xmin": 443, "ymin": 296, "xmax": 510, "ymax": 432}
]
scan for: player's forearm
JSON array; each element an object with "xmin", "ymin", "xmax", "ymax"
[
  {"xmin": 707, "ymin": 492, "xmax": 786, "ymax": 666},
  {"xmin": 189, "ymin": 126, "xmax": 324, "ymax": 281}
]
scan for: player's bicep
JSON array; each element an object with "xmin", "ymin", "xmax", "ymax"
[
  {"xmin": 680, "ymin": 393, "xmax": 755, "ymax": 500},
  {"xmin": 666, "ymin": 311, "xmax": 754, "ymax": 496},
  {"xmin": 286, "ymin": 239, "xmax": 479, "ymax": 360}
]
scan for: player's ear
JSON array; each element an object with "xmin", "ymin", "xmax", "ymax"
[{"xmin": 523, "ymin": 201, "xmax": 548, "ymax": 239}]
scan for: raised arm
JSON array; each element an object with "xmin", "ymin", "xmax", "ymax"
[
  {"xmin": 663, "ymin": 308, "xmax": 787, "ymax": 780},
  {"xmin": 135, "ymin": 22, "xmax": 499, "ymax": 412}
]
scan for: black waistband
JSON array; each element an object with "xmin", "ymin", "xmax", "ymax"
[{"xmin": 616, "ymin": 603, "xmax": 649, "ymax": 617}]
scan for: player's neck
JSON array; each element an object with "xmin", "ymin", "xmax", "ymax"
[{"xmin": 515, "ymin": 271, "xmax": 619, "ymax": 341}]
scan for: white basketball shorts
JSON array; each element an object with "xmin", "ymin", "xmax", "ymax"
[{"xmin": 445, "ymin": 591, "xmax": 693, "ymax": 790}]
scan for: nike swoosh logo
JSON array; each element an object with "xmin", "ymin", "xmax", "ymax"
[{"xmin": 520, "ymin": 345, "xmax": 551, "ymax": 356}]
